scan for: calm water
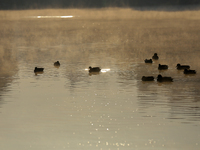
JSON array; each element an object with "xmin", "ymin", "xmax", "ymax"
[{"xmin": 0, "ymin": 9, "xmax": 200, "ymax": 150}]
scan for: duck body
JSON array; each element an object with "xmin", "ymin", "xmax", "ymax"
[
  {"xmin": 176, "ymin": 64, "xmax": 190, "ymax": 70},
  {"xmin": 184, "ymin": 69, "xmax": 196, "ymax": 74},
  {"xmin": 141, "ymin": 76, "xmax": 154, "ymax": 81},
  {"xmin": 152, "ymin": 53, "xmax": 159, "ymax": 60},
  {"xmin": 34, "ymin": 67, "xmax": 44, "ymax": 72},
  {"xmin": 54, "ymin": 61, "xmax": 60, "ymax": 66},
  {"xmin": 144, "ymin": 59, "xmax": 153, "ymax": 63},
  {"xmin": 89, "ymin": 66, "xmax": 101, "ymax": 73},
  {"xmin": 157, "ymin": 74, "xmax": 173, "ymax": 82},
  {"xmin": 158, "ymin": 64, "xmax": 168, "ymax": 70}
]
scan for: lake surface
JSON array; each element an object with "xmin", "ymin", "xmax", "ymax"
[{"xmin": 0, "ymin": 8, "xmax": 200, "ymax": 150}]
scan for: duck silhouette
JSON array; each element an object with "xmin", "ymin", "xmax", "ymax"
[
  {"xmin": 89, "ymin": 66, "xmax": 101, "ymax": 73},
  {"xmin": 54, "ymin": 61, "xmax": 60, "ymax": 66},
  {"xmin": 157, "ymin": 74, "xmax": 173, "ymax": 82},
  {"xmin": 141, "ymin": 76, "xmax": 154, "ymax": 81},
  {"xmin": 176, "ymin": 63, "xmax": 190, "ymax": 70},
  {"xmin": 158, "ymin": 64, "xmax": 168, "ymax": 70},
  {"xmin": 34, "ymin": 67, "xmax": 44, "ymax": 72},
  {"xmin": 144, "ymin": 59, "xmax": 153, "ymax": 63},
  {"xmin": 184, "ymin": 69, "xmax": 196, "ymax": 74},
  {"xmin": 152, "ymin": 53, "xmax": 159, "ymax": 60}
]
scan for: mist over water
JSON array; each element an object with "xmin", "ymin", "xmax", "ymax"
[{"xmin": 0, "ymin": 8, "xmax": 200, "ymax": 150}]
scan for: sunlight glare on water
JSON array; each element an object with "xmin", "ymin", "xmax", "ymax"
[
  {"xmin": 34, "ymin": 16, "xmax": 74, "ymax": 18},
  {"xmin": 101, "ymin": 69, "xmax": 111, "ymax": 72}
]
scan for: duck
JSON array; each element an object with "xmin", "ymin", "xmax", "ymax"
[
  {"xmin": 34, "ymin": 67, "xmax": 44, "ymax": 72},
  {"xmin": 152, "ymin": 53, "xmax": 159, "ymax": 60},
  {"xmin": 176, "ymin": 63, "xmax": 190, "ymax": 70},
  {"xmin": 141, "ymin": 76, "xmax": 154, "ymax": 81},
  {"xmin": 157, "ymin": 74, "xmax": 173, "ymax": 82},
  {"xmin": 54, "ymin": 61, "xmax": 60, "ymax": 66},
  {"xmin": 144, "ymin": 59, "xmax": 153, "ymax": 63},
  {"xmin": 158, "ymin": 64, "xmax": 168, "ymax": 70},
  {"xmin": 184, "ymin": 69, "xmax": 196, "ymax": 74},
  {"xmin": 89, "ymin": 66, "xmax": 101, "ymax": 73}
]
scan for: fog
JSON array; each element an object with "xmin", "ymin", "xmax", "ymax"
[
  {"xmin": 1, "ymin": 8, "xmax": 200, "ymax": 95},
  {"xmin": 0, "ymin": 8, "xmax": 200, "ymax": 64}
]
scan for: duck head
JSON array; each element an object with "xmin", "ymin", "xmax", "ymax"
[
  {"xmin": 157, "ymin": 74, "xmax": 162, "ymax": 79},
  {"xmin": 177, "ymin": 64, "xmax": 180, "ymax": 67}
]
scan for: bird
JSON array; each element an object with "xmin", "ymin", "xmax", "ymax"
[
  {"xmin": 184, "ymin": 69, "xmax": 196, "ymax": 74},
  {"xmin": 152, "ymin": 53, "xmax": 159, "ymax": 60},
  {"xmin": 141, "ymin": 76, "xmax": 154, "ymax": 81},
  {"xmin": 34, "ymin": 67, "xmax": 44, "ymax": 72},
  {"xmin": 158, "ymin": 64, "xmax": 168, "ymax": 70},
  {"xmin": 54, "ymin": 61, "xmax": 60, "ymax": 66},
  {"xmin": 157, "ymin": 74, "xmax": 173, "ymax": 82},
  {"xmin": 176, "ymin": 63, "xmax": 190, "ymax": 70},
  {"xmin": 89, "ymin": 66, "xmax": 101, "ymax": 73},
  {"xmin": 144, "ymin": 59, "xmax": 153, "ymax": 63}
]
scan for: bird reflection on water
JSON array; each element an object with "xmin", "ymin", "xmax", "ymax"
[
  {"xmin": 89, "ymin": 72, "xmax": 100, "ymax": 76},
  {"xmin": 34, "ymin": 71, "xmax": 44, "ymax": 76}
]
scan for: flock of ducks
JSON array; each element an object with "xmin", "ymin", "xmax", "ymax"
[
  {"xmin": 34, "ymin": 53, "xmax": 197, "ymax": 82},
  {"xmin": 34, "ymin": 61, "xmax": 101, "ymax": 74},
  {"xmin": 34, "ymin": 61, "xmax": 60, "ymax": 73},
  {"xmin": 142, "ymin": 53, "xmax": 197, "ymax": 82}
]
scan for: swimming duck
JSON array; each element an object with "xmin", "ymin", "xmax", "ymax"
[
  {"xmin": 158, "ymin": 64, "xmax": 168, "ymax": 70},
  {"xmin": 176, "ymin": 63, "xmax": 190, "ymax": 70},
  {"xmin": 157, "ymin": 74, "xmax": 173, "ymax": 82},
  {"xmin": 152, "ymin": 53, "xmax": 159, "ymax": 60},
  {"xmin": 89, "ymin": 66, "xmax": 101, "ymax": 73},
  {"xmin": 184, "ymin": 69, "xmax": 196, "ymax": 74},
  {"xmin": 144, "ymin": 59, "xmax": 153, "ymax": 63},
  {"xmin": 34, "ymin": 67, "xmax": 44, "ymax": 72},
  {"xmin": 141, "ymin": 76, "xmax": 154, "ymax": 81},
  {"xmin": 54, "ymin": 61, "xmax": 60, "ymax": 66}
]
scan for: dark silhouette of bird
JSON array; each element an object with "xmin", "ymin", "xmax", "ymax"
[
  {"xmin": 54, "ymin": 61, "xmax": 60, "ymax": 66},
  {"xmin": 89, "ymin": 66, "xmax": 101, "ymax": 73},
  {"xmin": 157, "ymin": 74, "xmax": 173, "ymax": 82},
  {"xmin": 144, "ymin": 59, "xmax": 153, "ymax": 63},
  {"xmin": 176, "ymin": 63, "xmax": 190, "ymax": 70},
  {"xmin": 158, "ymin": 64, "xmax": 168, "ymax": 70},
  {"xmin": 141, "ymin": 76, "xmax": 154, "ymax": 81},
  {"xmin": 152, "ymin": 53, "xmax": 159, "ymax": 60},
  {"xmin": 184, "ymin": 69, "xmax": 196, "ymax": 74},
  {"xmin": 34, "ymin": 67, "xmax": 44, "ymax": 72}
]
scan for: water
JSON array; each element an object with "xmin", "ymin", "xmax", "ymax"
[{"xmin": 0, "ymin": 8, "xmax": 200, "ymax": 150}]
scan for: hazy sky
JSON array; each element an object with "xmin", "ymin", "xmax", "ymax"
[{"xmin": 0, "ymin": 0, "xmax": 200, "ymax": 10}]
